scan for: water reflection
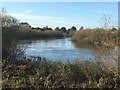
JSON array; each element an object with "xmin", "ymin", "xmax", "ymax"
[
  {"xmin": 23, "ymin": 38, "xmax": 96, "ymax": 62},
  {"xmin": 72, "ymin": 40, "xmax": 114, "ymax": 55}
]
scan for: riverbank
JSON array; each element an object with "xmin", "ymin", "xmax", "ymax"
[{"xmin": 71, "ymin": 29, "xmax": 119, "ymax": 48}]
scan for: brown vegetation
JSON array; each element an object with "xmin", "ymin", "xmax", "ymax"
[{"xmin": 71, "ymin": 29, "xmax": 119, "ymax": 48}]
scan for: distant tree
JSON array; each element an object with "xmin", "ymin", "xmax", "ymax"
[
  {"xmin": 20, "ymin": 22, "xmax": 31, "ymax": 27},
  {"xmin": 66, "ymin": 30, "xmax": 70, "ymax": 34},
  {"xmin": 111, "ymin": 27, "xmax": 117, "ymax": 31},
  {"xmin": 43, "ymin": 26, "xmax": 53, "ymax": 31},
  {"xmin": 43, "ymin": 26, "xmax": 47, "ymax": 30},
  {"xmin": 31, "ymin": 27, "xmax": 35, "ymax": 29},
  {"xmin": 40, "ymin": 28, "xmax": 44, "ymax": 31},
  {"xmin": 71, "ymin": 26, "xmax": 77, "ymax": 31},
  {"xmin": 80, "ymin": 26, "xmax": 84, "ymax": 30},
  {"xmin": 68, "ymin": 28, "xmax": 71, "ymax": 31},
  {"xmin": 60, "ymin": 27, "xmax": 66, "ymax": 33},
  {"xmin": 67, "ymin": 28, "xmax": 71, "ymax": 32},
  {"xmin": 36, "ymin": 27, "xmax": 40, "ymax": 30},
  {"xmin": 54, "ymin": 27, "xmax": 60, "ymax": 31},
  {"xmin": 69, "ymin": 26, "xmax": 76, "ymax": 36},
  {"xmin": 48, "ymin": 27, "xmax": 53, "ymax": 31}
]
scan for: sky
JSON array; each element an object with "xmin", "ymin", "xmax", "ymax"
[{"xmin": 1, "ymin": 2, "xmax": 118, "ymax": 29}]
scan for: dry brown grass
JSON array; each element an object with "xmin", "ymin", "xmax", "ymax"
[{"xmin": 71, "ymin": 29, "xmax": 118, "ymax": 48}]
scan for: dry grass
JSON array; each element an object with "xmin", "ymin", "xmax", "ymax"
[{"xmin": 71, "ymin": 29, "xmax": 118, "ymax": 48}]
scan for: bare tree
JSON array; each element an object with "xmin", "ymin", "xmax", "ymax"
[
  {"xmin": 99, "ymin": 14, "xmax": 112, "ymax": 29},
  {"xmin": 1, "ymin": 8, "xmax": 19, "ymax": 27}
]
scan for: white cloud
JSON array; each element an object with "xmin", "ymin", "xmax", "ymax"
[
  {"xmin": 63, "ymin": 6, "xmax": 111, "ymax": 15},
  {"xmin": 8, "ymin": 13, "xmax": 84, "ymax": 29},
  {"xmin": 25, "ymin": 10, "xmax": 32, "ymax": 13},
  {"xmin": 63, "ymin": 6, "xmax": 86, "ymax": 10},
  {"xmin": 93, "ymin": 10, "xmax": 110, "ymax": 14}
]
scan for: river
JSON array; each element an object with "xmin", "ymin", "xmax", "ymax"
[{"xmin": 19, "ymin": 38, "xmax": 100, "ymax": 62}]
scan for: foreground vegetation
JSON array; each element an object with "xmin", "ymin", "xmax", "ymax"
[
  {"xmin": 2, "ymin": 57, "xmax": 120, "ymax": 89},
  {"xmin": 2, "ymin": 9, "xmax": 120, "ymax": 89}
]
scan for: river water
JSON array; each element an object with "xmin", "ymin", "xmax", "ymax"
[{"xmin": 21, "ymin": 38, "xmax": 99, "ymax": 62}]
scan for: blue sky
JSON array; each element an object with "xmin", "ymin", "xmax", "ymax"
[{"xmin": 2, "ymin": 2, "xmax": 118, "ymax": 29}]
